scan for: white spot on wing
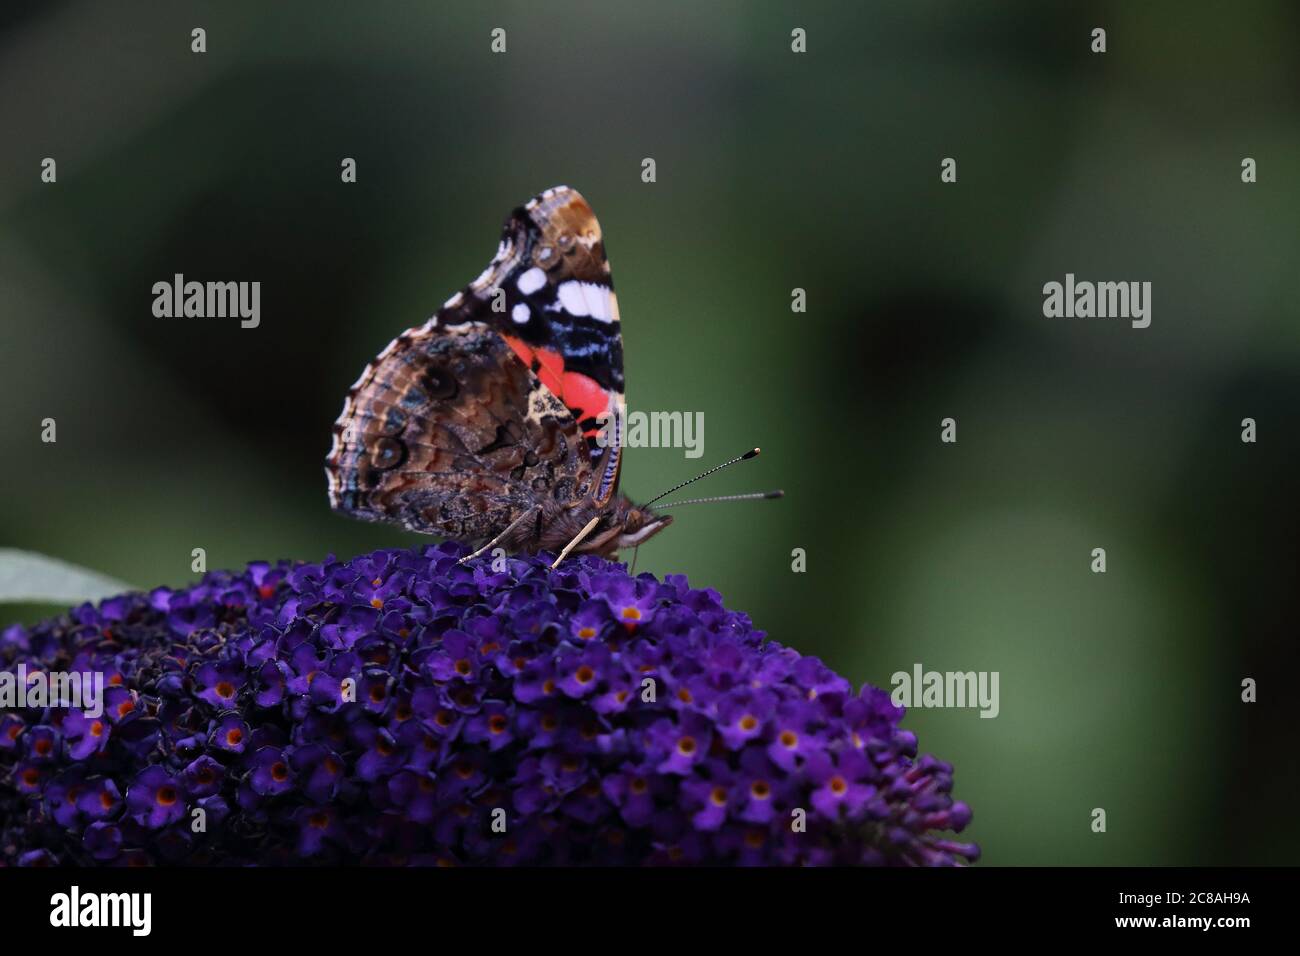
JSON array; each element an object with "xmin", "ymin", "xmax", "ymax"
[
  {"xmin": 517, "ymin": 267, "xmax": 546, "ymax": 295},
  {"xmin": 557, "ymin": 280, "xmax": 589, "ymax": 317},
  {"xmin": 558, "ymin": 281, "xmax": 615, "ymax": 323},
  {"xmin": 586, "ymin": 283, "xmax": 613, "ymax": 322},
  {"xmin": 511, "ymin": 303, "xmax": 530, "ymax": 324}
]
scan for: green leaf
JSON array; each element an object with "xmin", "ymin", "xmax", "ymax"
[{"xmin": 0, "ymin": 549, "xmax": 134, "ymax": 604}]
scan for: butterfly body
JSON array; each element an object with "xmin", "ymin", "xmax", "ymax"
[{"xmin": 326, "ymin": 186, "xmax": 672, "ymax": 558}]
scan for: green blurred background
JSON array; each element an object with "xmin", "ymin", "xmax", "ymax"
[{"xmin": 2, "ymin": 1, "xmax": 1296, "ymax": 864}]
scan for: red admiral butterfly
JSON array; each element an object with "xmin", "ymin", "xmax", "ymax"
[{"xmin": 326, "ymin": 186, "xmax": 778, "ymax": 566}]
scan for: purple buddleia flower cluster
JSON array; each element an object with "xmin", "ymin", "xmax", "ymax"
[{"xmin": 0, "ymin": 543, "xmax": 977, "ymax": 866}]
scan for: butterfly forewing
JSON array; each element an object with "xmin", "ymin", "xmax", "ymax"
[{"xmin": 471, "ymin": 188, "xmax": 626, "ymax": 482}]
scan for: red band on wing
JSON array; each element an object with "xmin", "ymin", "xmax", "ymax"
[
  {"xmin": 502, "ymin": 334, "xmax": 535, "ymax": 368},
  {"xmin": 502, "ymin": 336, "xmax": 611, "ymax": 433},
  {"xmin": 562, "ymin": 369, "xmax": 613, "ymax": 433}
]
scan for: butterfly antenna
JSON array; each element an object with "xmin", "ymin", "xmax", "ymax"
[
  {"xmin": 649, "ymin": 490, "xmax": 784, "ymax": 510},
  {"xmin": 642, "ymin": 447, "xmax": 764, "ymax": 508}
]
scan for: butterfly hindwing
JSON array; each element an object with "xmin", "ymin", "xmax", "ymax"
[{"xmin": 325, "ymin": 316, "xmax": 593, "ymax": 543}]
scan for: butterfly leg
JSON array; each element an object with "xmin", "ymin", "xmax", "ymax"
[
  {"xmin": 549, "ymin": 515, "xmax": 602, "ymax": 570},
  {"xmin": 457, "ymin": 506, "xmax": 541, "ymax": 565}
]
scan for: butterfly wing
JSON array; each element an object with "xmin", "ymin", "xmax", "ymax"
[
  {"xmin": 459, "ymin": 186, "xmax": 627, "ymax": 503},
  {"xmin": 325, "ymin": 316, "xmax": 593, "ymax": 543}
]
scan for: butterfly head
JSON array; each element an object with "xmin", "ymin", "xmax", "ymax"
[
  {"xmin": 569, "ymin": 494, "xmax": 673, "ymax": 557},
  {"xmin": 611, "ymin": 496, "xmax": 674, "ymax": 551}
]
